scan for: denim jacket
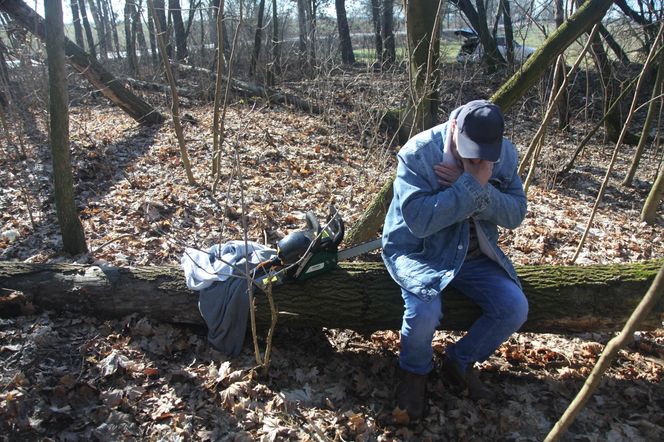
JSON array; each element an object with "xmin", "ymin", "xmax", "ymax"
[{"xmin": 381, "ymin": 120, "xmax": 527, "ymax": 302}]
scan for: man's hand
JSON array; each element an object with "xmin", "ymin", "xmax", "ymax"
[
  {"xmin": 461, "ymin": 158, "xmax": 493, "ymax": 187},
  {"xmin": 434, "ymin": 162, "xmax": 463, "ymax": 187}
]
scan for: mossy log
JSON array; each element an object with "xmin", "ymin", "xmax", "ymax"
[{"xmin": 1, "ymin": 260, "xmax": 662, "ymax": 333}]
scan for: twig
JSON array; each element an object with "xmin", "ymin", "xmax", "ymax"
[{"xmin": 90, "ymin": 234, "xmax": 134, "ymax": 254}]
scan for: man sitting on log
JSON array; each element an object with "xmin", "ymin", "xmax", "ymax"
[{"xmin": 381, "ymin": 99, "xmax": 529, "ymax": 422}]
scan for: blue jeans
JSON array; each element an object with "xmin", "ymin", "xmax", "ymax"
[{"xmin": 399, "ymin": 255, "xmax": 528, "ymax": 375}]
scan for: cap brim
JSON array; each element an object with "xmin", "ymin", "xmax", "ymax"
[{"xmin": 456, "ymin": 130, "xmax": 502, "ymax": 162}]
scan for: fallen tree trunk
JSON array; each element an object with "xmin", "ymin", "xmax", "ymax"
[
  {"xmin": 1, "ymin": 260, "xmax": 662, "ymax": 333},
  {"xmin": 174, "ymin": 63, "xmax": 322, "ymax": 114},
  {"xmin": 0, "ymin": 0, "xmax": 164, "ymax": 125}
]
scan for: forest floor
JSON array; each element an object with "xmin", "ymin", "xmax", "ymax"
[{"xmin": 1, "ymin": 65, "xmax": 664, "ymax": 441}]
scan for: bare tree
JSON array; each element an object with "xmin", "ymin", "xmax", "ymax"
[
  {"xmin": 381, "ymin": 0, "xmax": 395, "ymax": 65},
  {"xmin": 87, "ymin": 0, "xmax": 108, "ymax": 59},
  {"xmin": 552, "ymin": 0, "xmax": 569, "ymax": 129},
  {"xmin": 266, "ymin": 0, "xmax": 280, "ymax": 86},
  {"xmin": 125, "ymin": 1, "xmax": 139, "ymax": 75},
  {"xmin": 133, "ymin": 1, "xmax": 149, "ymax": 62},
  {"xmin": 153, "ymin": 0, "xmax": 171, "ymax": 58},
  {"xmin": 105, "ymin": 0, "xmax": 122, "ymax": 60},
  {"xmin": 70, "ymin": 0, "xmax": 85, "ymax": 48},
  {"xmin": 44, "ymin": 0, "xmax": 88, "ymax": 254},
  {"xmin": 405, "ymin": 0, "xmax": 442, "ymax": 132},
  {"xmin": 170, "ymin": 0, "xmax": 188, "ymax": 60},
  {"xmin": 370, "ymin": 0, "xmax": 382, "ymax": 66},
  {"xmin": 335, "ymin": 0, "xmax": 355, "ymax": 65},
  {"xmin": 249, "ymin": 0, "xmax": 266, "ymax": 78},
  {"xmin": 78, "ymin": 0, "xmax": 96, "ymax": 58}
]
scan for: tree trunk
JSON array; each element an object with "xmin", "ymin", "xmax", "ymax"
[
  {"xmin": 501, "ymin": 0, "xmax": 515, "ymax": 66},
  {"xmin": 405, "ymin": 0, "xmax": 441, "ymax": 133},
  {"xmin": 297, "ymin": 0, "xmax": 308, "ymax": 58},
  {"xmin": 1, "ymin": 260, "xmax": 663, "ymax": 333},
  {"xmin": 147, "ymin": 5, "xmax": 159, "ymax": 65},
  {"xmin": 335, "ymin": 0, "xmax": 355, "ymax": 65},
  {"xmin": 44, "ymin": 1, "xmax": 88, "ymax": 255},
  {"xmin": 266, "ymin": 0, "xmax": 279, "ymax": 86},
  {"xmin": 0, "ymin": 0, "xmax": 164, "ymax": 125},
  {"xmin": 153, "ymin": 0, "xmax": 171, "ymax": 58},
  {"xmin": 491, "ymin": 0, "xmax": 614, "ymax": 113},
  {"xmin": 169, "ymin": 0, "xmax": 188, "ymax": 61},
  {"xmin": 0, "ymin": 36, "xmax": 12, "ymax": 106},
  {"xmin": 106, "ymin": 0, "xmax": 122, "ymax": 60},
  {"xmin": 249, "ymin": 0, "xmax": 266, "ymax": 78},
  {"xmin": 69, "ymin": 0, "xmax": 85, "ymax": 48},
  {"xmin": 343, "ymin": 175, "xmax": 393, "ymax": 246},
  {"xmin": 99, "ymin": 0, "xmax": 115, "ymax": 56},
  {"xmin": 87, "ymin": 0, "xmax": 107, "ymax": 59},
  {"xmin": 641, "ymin": 160, "xmax": 664, "ymax": 224},
  {"xmin": 474, "ymin": 0, "xmax": 505, "ymax": 72},
  {"xmin": 598, "ymin": 23, "xmax": 629, "ymax": 65},
  {"xmin": 371, "ymin": 0, "xmax": 382, "ymax": 66},
  {"xmin": 553, "ymin": 0, "xmax": 569, "ymax": 129},
  {"xmin": 124, "ymin": 1, "xmax": 138, "ymax": 75},
  {"xmin": 174, "ymin": 62, "xmax": 322, "ymax": 113},
  {"xmin": 77, "ymin": 0, "xmax": 96, "ymax": 58},
  {"xmin": 623, "ymin": 50, "xmax": 663, "ymax": 187},
  {"xmin": 381, "ymin": 0, "xmax": 395, "ymax": 65},
  {"xmin": 133, "ymin": 0, "xmax": 149, "ymax": 64}
]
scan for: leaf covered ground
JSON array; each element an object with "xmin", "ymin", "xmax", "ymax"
[{"xmin": 1, "ymin": 67, "xmax": 664, "ymax": 440}]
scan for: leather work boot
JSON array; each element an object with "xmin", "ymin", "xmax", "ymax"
[
  {"xmin": 394, "ymin": 369, "xmax": 428, "ymax": 423},
  {"xmin": 441, "ymin": 355, "xmax": 492, "ymax": 401}
]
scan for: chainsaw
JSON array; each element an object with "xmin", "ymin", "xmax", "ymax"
[{"xmin": 256, "ymin": 206, "xmax": 382, "ymax": 287}]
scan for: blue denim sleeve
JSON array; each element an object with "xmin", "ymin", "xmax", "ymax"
[
  {"xmin": 473, "ymin": 164, "xmax": 527, "ymax": 229},
  {"xmin": 396, "ymin": 153, "xmax": 486, "ymax": 238}
]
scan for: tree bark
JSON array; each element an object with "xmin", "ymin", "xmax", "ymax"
[
  {"xmin": 623, "ymin": 49, "xmax": 663, "ymax": 187},
  {"xmin": 405, "ymin": 0, "xmax": 441, "ymax": 133},
  {"xmin": 69, "ymin": 0, "xmax": 85, "ymax": 48},
  {"xmin": 249, "ymin": 0, "xmax": 266, "ymax": 78},
  {"xmin": 44, "ymin": 0, "xmax": 88, "ymax": 255},
  {"xmin": 553, "ymin": 0, "xmax": 569, "ymax": 129},
  {"xmin": 1, "ymin": 260, "xmax": 663, "ymax": 333},
  {"xmin": 0, "ymin": 0, "xmax": 164, "ymax": 125},
  {"xmin": 124, "ymin": 1, "xmax": 138, "ymax": 75},
  {"xmin": 169, "ymin": 0, "xmax": 188, "ymax": 61},
  {"xmin": 266, "ymin": 0, "xmax": 279, "ymax": 86},
  {"xmin": 641, "ymin": 159, "xmax": 664, "ymax": 224},
  {"xmin": 381, "ymin": 0, "xmax": 395, "ymax": 65},
  {"xmin": 370, "ymin": 0, "xmax": 382, "ymax": 66},
  {"xmin": 491, "ymin": 0, "xmax": 614, "ymax": 112},
  {"xmin": 474, "ymin": 0, "xmax": 505, "ymax": 72},
  {"xmin": 501, "ymin": 0, "xmax": 515, "ymax": 66},
  {"xmin": 106, "ymin": 0, "xmax": 122, "ymax": 60},
  {"xmin": 77, "ymin": 0, "xmax": 96, "ymax": 58},
  {"xmin": 335, "ymin": 0, "xmax": 355, "ymax": 65},
  {"xmin": 174, "ymin": 62, "xmax": 322, "ymax": 113},
  {"xmin": 153, "ymin": 0, "xmax": 171, "ymax": 58},
  {"xmin": 87, "ymin": 0, "xmax": 107, "ymax": 59}
]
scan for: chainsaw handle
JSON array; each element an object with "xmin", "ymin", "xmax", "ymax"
[
  {"xmin": 326, "ymin": 209, "xmax": 344, "ymax": 247},
  {"xmin": 305, "ymin": 211, "xmax": 320, "ymax": 234}
]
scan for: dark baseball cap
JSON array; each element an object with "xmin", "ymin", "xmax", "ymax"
[{"xmin": 455, "ymin": 100, "xmax": 504, "ymax": 162}]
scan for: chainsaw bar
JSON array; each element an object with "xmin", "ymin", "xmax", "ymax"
[{"xmin": 337, "ymin": 238, "xmax": 383, "ymax": 261}]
